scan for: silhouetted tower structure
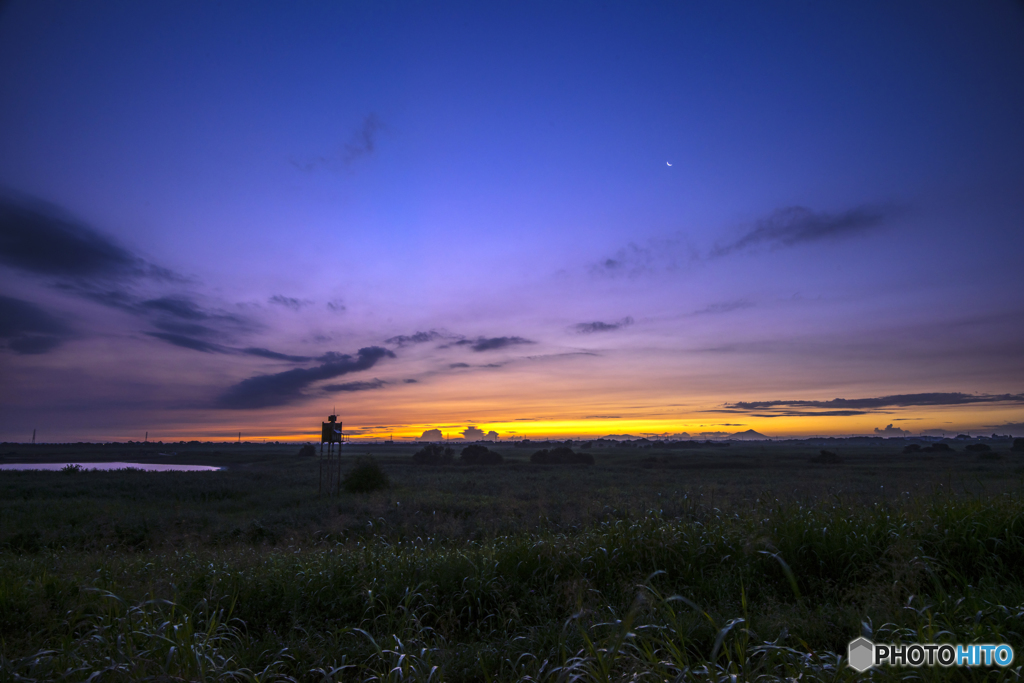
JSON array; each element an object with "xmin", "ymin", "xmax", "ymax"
[{"xmin": 319, "ymin": 412, "xmax": 343, "ymax": 496}]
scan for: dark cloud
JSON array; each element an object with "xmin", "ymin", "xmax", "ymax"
[
  {"xmin": 585, "ymin": 415, "xmax": 621, "ymax": 419},
  {"xmin": 151, "ymin": 320, "xmax": 220, "ymax": 338},
  {"xmin": 711, "ymin": 205, "xmax": 889, "ymax": 257},
  {"xmin": 216, "ymin": 346, "xmax": 395, "ymax": 409},
  {"xmin": 0, "ymin": 193, "xmax": 174, "ymax": 282},
  {"xmin": 420, "ymin": 428, "xmax": 443, "ymax": 441},
  {"xmin": 693, "ymin": 300, "xmax": 754, "ymax": 315},
  {"xmin": 0, "ymin": 295, "xmax": 75, "ymax": 354},
  {"xmin": 875, "ymin": 423, "xmax": 910, "ymax": 436},
  {"xmin": 462, "ymin": 426, "xmax": 499, "ymax": 441},
  {"xmin": 387, "ymin": 330, "xmax": 444, "ymax": 346},
  {"xmin": 0, "ymin": 193, "xmax": 266, "ymax": 355},
  {"xmin": 985, "ymin": 422, "xmax": 1024, "ymax": 435},
  {"xmin": 343, "ymin": 114, "xmax": 384, "ymax": 164},
  {"xmin": 402, "ymin": 379, "xmax": 418, "ymax": 383},
  {"xmin": 269, "ymin": 295, "xmax": 312, "ymax": 311},
  {"xmin": 574, "ymin": 317, "xmax": 634, "ymax": 334},
  {"xmin": 323, "ymin": 378, "xmax": 386, "ymax": 392},
  {"xmin": 141, "ymin": 296, "xmax": 211, "ymax": 320},
  {"xmin": 326, "ymin": 300, "xmax": 346, "ymax": 313},
  {"xmin": 146, "ymin": 332, "xmax": 231, "ymax": 354},
  {"xmin": 241, "ymin": 347, "xmax": 313, "ymax": 363},
  {"xmin": 456, "ymin": 336, "xmax": 535, "ymax": 352},
  {"xmin": 740, "ymin": 410, "xmax": 870, "ymax": 418},
  {"xmin": 726, "ymin": 392, "xmax": 1024, "ymax": 412},
  {"xmin": 449, "ymin": 362, "xmax": 470, "ymax": 369}
]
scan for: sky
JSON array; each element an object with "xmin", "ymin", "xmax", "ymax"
[{"xmin": 1, "ymin": 1, "xmax": 1023, "ymax": 442}]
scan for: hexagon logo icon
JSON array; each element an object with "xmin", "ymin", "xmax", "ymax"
[{"xmin": 848, "ymin": 637, "xmax": 875, "ymax": 672}]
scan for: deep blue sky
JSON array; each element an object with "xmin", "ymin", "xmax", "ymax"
[{"xmin": 1, "ymin": 1, "xmax": 1023, "ymax": 440}]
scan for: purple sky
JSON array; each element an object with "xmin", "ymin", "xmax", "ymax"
[{"xmin": 1, "ymin": 1, "xmax": 1023, "ymax": 441}]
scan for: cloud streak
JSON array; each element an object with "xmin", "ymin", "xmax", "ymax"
[
  {"xmin": 323, "ymin": 378, "xmax": 387, "ymax": 392},
  {"xmin": 215, "ymin": 346, "xmax": 395, "ymax": 409},
  {"xmin": 455, "ymin": 336, "xmax": 535, "ymax": 352},
  {"xmin": 716, "ymin": 392, "xmax": 1024, "ymax": 418},
  {"xmin": 386, "ymin": 330, "xmax": 445, "ymax": 347},
  {"xmin": 710, "ymin": 205, "xmax": 889, "ymax": 258},
  {"xmin": 0, "ymin": 193, "xmax": 174, "ymax": 282},
  {"xmin": 574, "ymin": 317, "xmax": 634, "ymax": 333},
  {"xmin": 0, "ymin": 295, "xmax": 76, "ymax": 354},
  {"xmin": 269, "ymin": 295, "xmax": 313, "ymax": 310}
]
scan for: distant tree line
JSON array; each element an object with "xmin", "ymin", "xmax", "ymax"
[{"xmin": 412, "ymin": 443, "xmax": 503, "ymax": 465}]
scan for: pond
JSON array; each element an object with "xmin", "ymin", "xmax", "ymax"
[{"xmin": 0, "ymin": 462, "xmax": 221, "ymax": 472}]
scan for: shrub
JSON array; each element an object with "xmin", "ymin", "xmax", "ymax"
[
  {"xmin": 341, "ymin": 457, "xmax": 389, "ymax": 493},
  {"xmin": 810, "ymin": 450, "xmax": 841, "ymax": 464},
  {"xmin": 460, "ymin": 444, "xmax": 503, "ymax": 465},
  {"xmin": 965, "ymin": 443, "xmax": 991, "ymax": 453},
  {"xmin": 1014, "ymin": 438, "xmax": 1024, "ymax": 452},
  {"xmin": 902, "ymin": 443, "xmax": 921, "ymax": 454},
  {"xmin": 530, "ymin": 446, "xmax": 594, "ymax": 465},
  {"xmin": 412, "ymin": 444, "xmax": 454, "ymax": 465},
  {"xmin": 297, "ymin": 444, "xmax": 316, "ymax": 457}
]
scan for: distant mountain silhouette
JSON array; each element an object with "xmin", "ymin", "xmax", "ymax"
[{"xmin": 728, "ymin": 429, "xmax": 770, "ymax": 440}]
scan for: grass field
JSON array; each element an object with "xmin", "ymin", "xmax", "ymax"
[{"xmin": 1, "ymin": 439, "xmax": 1022, "ymax": 681}]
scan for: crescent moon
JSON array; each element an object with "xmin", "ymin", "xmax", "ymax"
[{"xmin": 666, "ymin": 162, "xmax": 672, "ymax": 166}]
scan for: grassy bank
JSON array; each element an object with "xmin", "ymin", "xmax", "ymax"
[{"xmin": 1, "ymin": 443, "xmax": 1023, "ymax": 680}]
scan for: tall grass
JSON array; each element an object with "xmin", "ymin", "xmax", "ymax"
[{"xmin": 3, "ymin": 491, "xmax": 1023, "ymax": 681}]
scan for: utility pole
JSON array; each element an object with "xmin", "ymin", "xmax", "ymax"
[
  {"xmin": 32, "ymin": 429, "xmax": 36, "ymax": 445},
  {"xmin": 238, "ymin": 432, "xmax": 241, "ymax": 444}
]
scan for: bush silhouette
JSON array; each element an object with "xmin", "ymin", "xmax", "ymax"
[
  {"xmin": 810, "ymin": 449, "xmax": 841, "ymax": 464},
  {"xmin": 1014, "ymin": 438, "xmax": 1024, "ymax": 452},
  {"xmin": 965, "ymin": 443, "xmax": 991, "ymax": 453},
  {"xmin": 298, "ymin": 444, "xmax": 316, "ymax": 457},
  {"xmin": 460, "ymin": 444, "xmax": 503, "ymax": 465},
  {"xmin": 530, "ymin": 446, "xmax": 594, "ymax": 465},
  {"xmin": 412, "ymin": 444, "xmax": 454, "ymax": 465},
  {"xmin": 342, "ymin": 457, "xmax": 389, "ymax": 493},
  {"xmin": 902, "ymin": 444, "xmax": 921, "ymax": 454}
]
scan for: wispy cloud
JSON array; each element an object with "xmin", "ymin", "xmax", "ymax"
[
  {"xmin": 216, "ymin": 346, "xmax": 395, "ymax": 409},
  {"xmin": 0, "ymin": 192, "xmax": 176, "ymax": 282},
  {"xmin": 146, "ymin": 332, "xmax": 231, "ymax": 354},
  {"xmin": 692, "ymin": 300, "xmax": 753, "ymax": 316},
  {"xmin": 342, "ymin": 113, "xmax": 385, "ymax": 164},
  {"xmin": 0, "ymin": 192, "xmax": 266, "ymax": 352},
  {"xmin": 715, "ymin": 392, "xmax": 1024, "ymax": 418},
  {"xmin": 292, "ymin": 114, "xmax": 386, "ymax": 172},
  {"xmin": 268, "ymin": 295, "xmax": 312, "ymax": 311},
  {"xmin": 323, "ymin": 378, "xmax": 386, "ymax": 392},
  {"xmin": 574, "ymin": 317, "xmax": 634, "ymax": 333},
  {"xmin": 588, "ymin": 203, "xmax": 893, "ymax": 279},
  {"xmin": 240, "ymin": 347, "xmax": 313, "ymax": 363},
  {"xmin": 589, "ymin": 235, "xmax": 692, "ymax": 278},
  {"xmin": 386, "ymin": 330, "xmax": 446, "ymax": 347},
  {"xmin": 710, "ymin": 205, "xmax": 890, "ymax": 258},
  {"xmin": 0, "ymin": 295, "xmax": 76, "ymax": 354},
  {"xmin": 454, "ymin": 336, "xmax": 535, "ymax": 352}
]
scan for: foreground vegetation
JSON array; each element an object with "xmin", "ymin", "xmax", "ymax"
[{"xmin": 1, "ymin": 440, "xmax": 1022, "ymax": 681}]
